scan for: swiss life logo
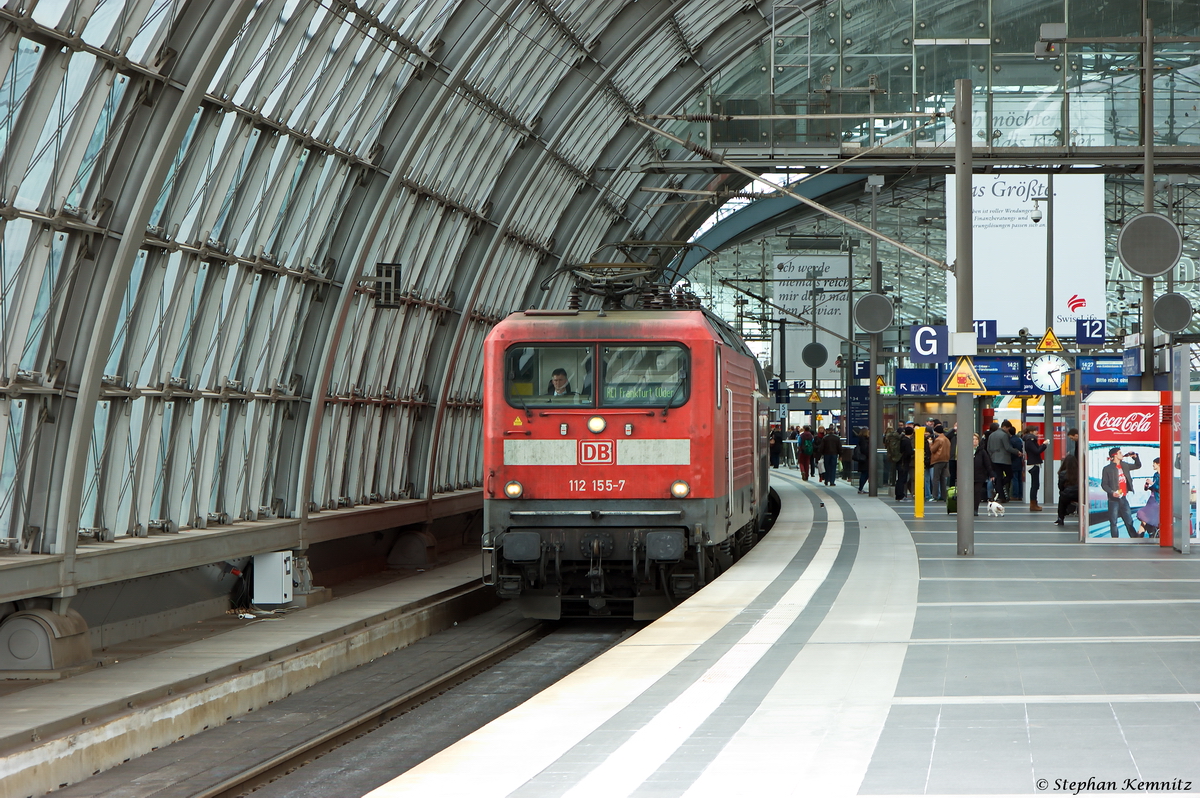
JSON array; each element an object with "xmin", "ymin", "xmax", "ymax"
[
  {"xmin": 579, "ymin": 440, "xmax": 615, "ymax": 465},
  {"xmin": 1067, "ymin": 294, "xmax": 1087, "ymax": 312}
]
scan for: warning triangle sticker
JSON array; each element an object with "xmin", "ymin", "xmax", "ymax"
[
  {"xmin": 808, "ymin": 390, "xmax": 821, "ymax": 403},
  {"xmin": 940, "ymin": 356, "xmax": 986, "ymax": 394},
  {"xmin": 1036, "ymin": 327, "xmax": 1064, "ymax": 352},
  {"xmin": 512, "ymin": 416, "xmax": 524, "ymax": 426}
]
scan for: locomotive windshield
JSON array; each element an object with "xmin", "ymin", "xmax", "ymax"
[
  {"xmin": 505, "ymin": 346, "xmax": 594, "ymax": 406},
  {"xmin": 601, "ymin": 345, "xmax": 688, "ymax": 408},
  {"xmin": 504, "ymin": 344, "xmax": 689, "ymax": 409}
]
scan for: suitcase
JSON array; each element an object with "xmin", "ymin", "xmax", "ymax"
[{"xmin": 946, "ymin": 486, "xmax": 957, "ymax": 514}]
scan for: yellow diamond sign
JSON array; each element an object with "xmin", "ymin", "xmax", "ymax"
[
  {"xmin": 940, "ymin": 356, "xmax": 986, "ymax": 394},
  {"xmin": 1036, "ymin": 327, "xmax": 1064, "ymax": 352}
]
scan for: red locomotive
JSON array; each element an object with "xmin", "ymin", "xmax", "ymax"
[{"xmin": 482, "ymin": 293, "xmax": 773, "ymax": 619}]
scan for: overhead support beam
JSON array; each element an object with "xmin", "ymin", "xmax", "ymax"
[
  {"xmin": 632, "ymin": 147, "xmax": 1200, "ymax": 175},
  {"xmin": 630, "ymin": 115, "xmax": 951, "ymax": 273}
]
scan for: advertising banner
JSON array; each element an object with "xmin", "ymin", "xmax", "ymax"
[
  {"xmin": 1082, "ymin": 401, "xmax": 1159, "ymax": 541},
  {"xmin": 946, "ymin": 173, "xmax": 1106, "ymax": 338},
  {"xmin": 773, "ymin": 254, "xmax": 849, "ymax": 381},
  {"xmin": 1190, "ymin": 401, "xmax": 1199, "ymax": 542}
]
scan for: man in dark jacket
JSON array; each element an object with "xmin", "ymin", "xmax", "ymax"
[
  {"xmin": 883, "ymin": 427, "xmax": 901, "ymax": 487},
  {"xmin": 854, "ymin": 428, "xmax": 871, "ymax": 493},
  {"xmin": 895, "ymin": 426, "xmax": 914, "ymax": 501},
  {"xmin": 769, "ymin": 427, "xmax": 784, "ymax": 469},
  {"xmin": 972, "ymin": 432, "xmax": 994, "ymax": 516},
  {"xmin": 1101, "ymin": 447, "xmax": 1142, "ymax": 537},
  {"xmin": 947, "ymin": 422, "xmax": 959, "ymax": 488},
  {"xmin": 1024, "ymin": 429, "xmax": 1047, "ymax": 512},
  {"xmin": 820, "ymin": 426, "xmax": 842, "ymax": 486},
  {"xmin": 985, "ymin": 421, "xmax": 1022, "ymax": 502}
]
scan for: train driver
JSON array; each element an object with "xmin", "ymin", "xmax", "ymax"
[{"xmin": 546, "ymin": 368, "xmax": 575, "ymax": 399}]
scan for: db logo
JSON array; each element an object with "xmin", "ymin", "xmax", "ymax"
[{"xmin": 579, "ymin": 440, "xmax": 615, "ymax": 464}]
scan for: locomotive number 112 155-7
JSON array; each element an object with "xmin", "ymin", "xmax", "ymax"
[{"xmin": 569, "ymin": 479, "xmax": 626, "ymax": 492}]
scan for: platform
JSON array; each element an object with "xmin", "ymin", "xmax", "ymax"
[
  {"xmin": 0, "ymin": 555, "xmax": 487, "ymax": 798},
  {"xmin": 367, "ymin": 473, "xmax": 1200, "ymax": 797}
]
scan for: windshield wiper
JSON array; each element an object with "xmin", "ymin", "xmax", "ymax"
[{"xmin": 661, "ymin": 374, "xmax": 685, "ymax": 416}]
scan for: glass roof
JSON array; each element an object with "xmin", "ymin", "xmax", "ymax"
[{"xmin": 0, "ymin": 0, "xmax": 1197, "ymax": 570}]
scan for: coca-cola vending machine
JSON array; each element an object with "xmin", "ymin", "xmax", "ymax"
[{"xmin": 1081, "ymin": 392, "xmax": 1161, "ymax": 542}]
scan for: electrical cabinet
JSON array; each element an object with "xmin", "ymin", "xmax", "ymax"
[{"xmin": 252, "ymin": 551, "xmax": 294, "ymax": 604}]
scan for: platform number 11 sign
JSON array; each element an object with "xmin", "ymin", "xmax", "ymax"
[
  {"xmin": 973, "ymin": 320, "xmax": 997, "ymax": 345},
  {"xmin": 1077, "ymin": 318, "xmax": 1106, "ymax": 346}
]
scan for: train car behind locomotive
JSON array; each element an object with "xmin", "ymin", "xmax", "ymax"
[{"xmin": 482, "ymin": 305, "xmax": 771, "ymax": 620}]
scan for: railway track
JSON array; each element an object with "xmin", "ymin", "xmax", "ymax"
[
  {"xmin": 196, "ymin": 617, "xmax": 548, "ymax": 798},
  {"xmin": 55, "ymin": 592, "xmax": 636, "ymax": 798}
]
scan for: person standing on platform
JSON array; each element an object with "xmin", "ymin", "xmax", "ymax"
[
  {"xmin": 895, "ymin": 426, "xmax": 914, "ymax": 501},
  {"xmin": 820, "ymin": 425, "xmax": 842, "ymax": 486},
  {"xmin": 854, "ymin": 428, "xmax": 870, "ymax": 493},
  {"xmin": 883, "ymin": 426, "xmax": 901, "ymax": 487},
  {"xmin": 1101, "ymin": 447, "xmax": 1142, "ymax": 537},
  {"xmin": 769, "ymin": 426, "xmax": 784, "ymax": 469},
  {"xmin": 947, "ymin": 421, "xmax": 959, "ymax": 488},
  {"xmin": 923, "ymin": 419, "xmax": 939, "ymax": 498},
  {"xmin": 929, "ymin": 425, "xmax": 950, "ymax": 502},
  {"xmin": 1055, "ymin": 447, "xmax": 1080, "ymax": 526},
  {"xmin": 1007, "ymin": 422, "xmax": 1025, "ymax": 500},
  {"xmin": 798, "ymin": 426, "xmax": 815, "ymax": 480},
  {"xmin": 973, "ymin": 432, "xmax": 995, "ymax": 517},
  {"xmin": 985, "ymin": 421, "xmax": 1022, "ymax": 503},
  {"xmin": 1024, "ymin": 428, "xmax": 1047, "ymax": 512}
]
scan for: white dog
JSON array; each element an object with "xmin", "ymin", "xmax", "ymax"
[{"xmin": 987, "ymin": 499, "xmax": 1005, "ymax": 517}]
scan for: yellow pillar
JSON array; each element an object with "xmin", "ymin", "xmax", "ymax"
[{"xmin": 915, "ymin": 426, "xmax": 925, "ymax": 519}]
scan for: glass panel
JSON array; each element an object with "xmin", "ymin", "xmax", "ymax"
[
  {"xmin": 986, "ymin": 53, "xmax": 1066, "ymax": 146},
  {"xmin": 914, "ymin": 0, "xmax": 986, "ymax": 38},
  {"xmin": 713, "ymin": 96, "xmax": 766, "ymax": 145},
  {"xmin": 843, "ymin": 1, "xmax": 912, "ymax": 56},
  {"xmin": 915, "ymin": 46, "xmax": 984, "ymax": 145},
  {"xmin": 1071, "ymin": 0, "xmax": 1142, "ymax": 39},
  {"xmin": 1071, "ymin": 45, "xmax": 1140, "ymax": 147},
  {"xmin": 601, "ymin": 345, "xmax": 689, "ymax": 408},
  {"xmin": 993, "ymin": 0, "xmax": 1063, "ymax": 53},
  {"xmin": 1149, "ymin": 1, "xmax": 1200, "ymax": 37},
  {"xmin": 916, "ymin": 45, "xmax": 981, "ymax": 105},
  {"xmin": 505, "ymin": 345, "xmax": 593, "ymax": 407},
  {"xmin": 837, "ymin": 57, "xmax": 916, "ymax": 145},
  {"xmin": 771, "ymin": 54, "xmax": 837, "ymax": 146},
  {"xmin": 1155, "ymin": 51, "xmax": 1200, "ymax": 146}
]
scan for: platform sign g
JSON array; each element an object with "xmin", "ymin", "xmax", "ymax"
[{"xmin": 909, "ymin": 324, "xmax": 948, "ymax": 364}]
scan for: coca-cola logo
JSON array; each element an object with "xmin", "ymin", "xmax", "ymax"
[
  {"xmin": 1092, "ymin": 411, "xmax": 1154, "ymax": 433},
  {"xmin": 1089, "ymin": 405, "xmax": 1158, "ymax": 442}
]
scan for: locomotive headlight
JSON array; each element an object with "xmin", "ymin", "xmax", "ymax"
[
  {"xmin": 504, "ymin": 480, "xmax": 524, "ymax": 499},
  {"xmin": 587, "ymin": 416, "xmax": 607, "ymax": 434},
  {"xmin": 670, "ymin": 480, "xmax": 690, "ymax": 499}
]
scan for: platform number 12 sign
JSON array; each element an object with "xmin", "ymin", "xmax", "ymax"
[{"xmin": 1076, "ymin": 318, "xmax": 1105, "ymax": 346}]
